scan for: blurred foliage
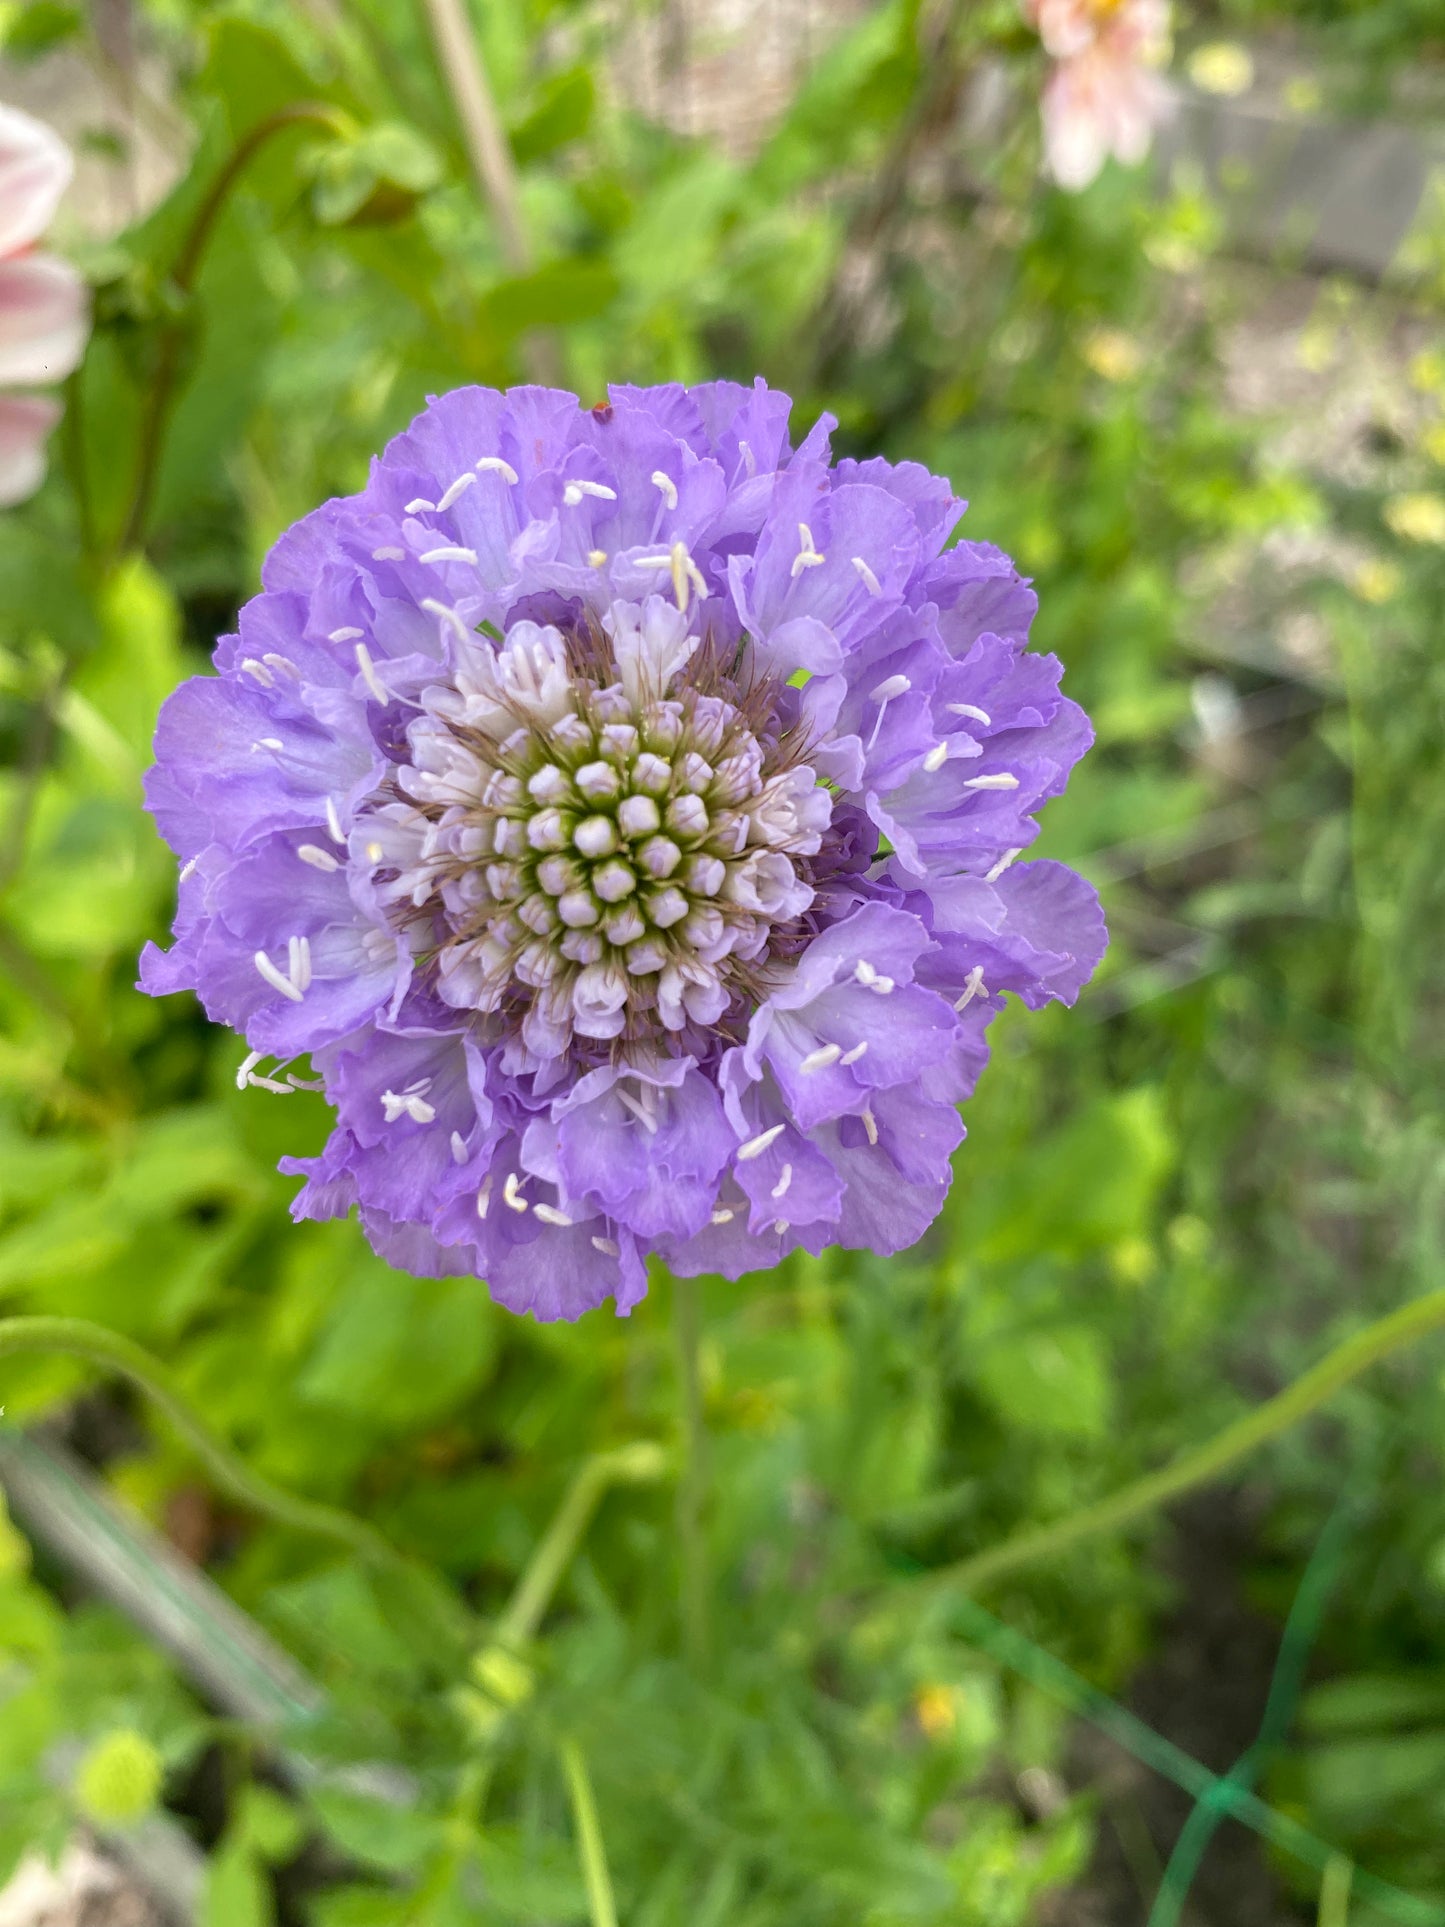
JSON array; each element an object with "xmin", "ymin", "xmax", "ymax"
[{"xmin": 2, "ymin": 0, "xmax": 1445, "ymax": 1921}]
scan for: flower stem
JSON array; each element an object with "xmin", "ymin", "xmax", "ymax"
[
  {"xmin": 672, "ymin": 1274, "xmax": 710, "ymax": 1669},
  {"xmin": 560, "ymin": 1738, "xmax": 619, "ymax": 1927},
  {"xmin": 925, "ymin": 1287, "xmax": 1445, "ymax": 1598},
  {"xmin": 1318, "ymin": 1855, "xmax": 1354, "ymax": 1927}
]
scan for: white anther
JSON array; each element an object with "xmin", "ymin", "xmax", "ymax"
[
  {"xmin": 263, "ymin": 653, "xmax": 300, "ymax": 679},
  {"xmin": 250, "ymin": 1074, "xmax": 295, "ymax": 1095},
  {"xmin": 591, "ymin": 1235, "xmax": 621, "ymax": 1257},
  {"xmin": 325, "ymin": 797, "xmax": 346, "ymax": 845},
  {"xmin": 420, "ymin": 598, "xmax": 472, "ymax": 646},
  {"xmin": 923, "ymin": 743, "xmax": 950, "ymax": 772},
  {"xmin": 670, "ymin": 539, "xmax": 708, "ymax": 613},
  {"xmin": 851, "ymin": 556, "xmax": 882, "ymax": 596},
  {"xmin": 297, "ymin": 843, "xmax": 340, "ymax": 873},
  {"xmin": 364, "ymin": 841, "xmax": 384, "ymax": 865},
  {"xmin": 616, "ymin": 1086, "xmax": 659, "ymax": 1134},
  {"xmin": 503, "ymin": 1171, "xmax": 529, "ymax": 1212},
  {"xmin": 711, "ymin": 1207, "xmax": 735, "ymax": 1225},
  {"xmin": 329, "ymin": 626, "xmax": 364, "ymax": 643},
  {"xmin": 178, "ymin": 856, "xmax": 198, "ymax": 884},
  {"xmin": 587, "ymin": 549, "xmax": 608, "ymax": 568},
  {"xmin": 450, "ymin": 1130, "xmax": 469, "ymax": 1164},
  {"xmin": 737, "ymin": 1123, "xmax": 786, "ymax": 1161},
  {"xmin": 870, "ymin": 674, "xmax": 912, "ymax": 703},
  {"xmin": 355, "ymin": 642, "xmax": 387, "ymax": 704},
  {"xmin": 868, "ymin": 975, "xmax": 894, "ymax": 995},
  {"xmin": 237, "ymin": 1049, "xmax": 262, "ymax": 1091},
  {"xmin": 380, "ymin": 1089, "xmax": 436, "ymax": 1125},
  {"xmin": 985, "ymin": 847, "xmax": 1022, "ymax": 883},
  {"xmin": 948, "ymin": 703, "xmax": 992, "ymax": 726},
  {"xmin": 854, "ymin": 958, "xmax": 877, "ymax": 985},
  {"xmin": 404, "ymin": 497, "xmax": 436, "ymax": 515},
  {"xmin": 476, "ymin": 1175, "xmax": 492, "ymax": 1219},
  {"xmin": 955, "ymin": 964, "xmax": 988, "ymax": 1011},
  {"xmin": 533, "ymin": 1202, "xmax": 575, "ymax": 1228},
  {"xmin": 251, "ymin": 737, "xmax": 284, "ymax": 752},
  {"xmin": 771, "ymin": 1163, "xmax": 793, "ymax": 1201},
  {"xmin": 436, "ymin": 471, "xmax": 477, "ymax": 512},
  {"xmin": 651, "ymin": 470, "xmax": 679, "ymax": 511},
  {"xmin": 371, "ymin": 546, "xmax": 405, "ymax": 561},
  {"xmin": 799, "ymin": 1043, "xmax": 843, "ymax": 1074},
  {"xmin": 562, "ymin": 479, "xmax": 617, "ymax": 506},
  {"xmin": 240, "ymin": 657, "xmax": 274, "ymax": 686},
  {"xmin": 419, "ymin": 545, "xmax": 479, "ymax": 567},
  {"xmin": 287, "ymin": 936, "xmax": 308, "ymax": 994},
  {"xmin": 475, "ymin": 455, "xmax": 520, "ymax": 485},
  {"xmin": 963, "ymin": 772, "xmax": 1020, "ymax": 790},
  {"xmin": 840, "ymin": 1041, "xmax": 869, "ymax": 1065},
  {"xmin": 285, "ymin": 1074, "xmax": 324, "ymax": 1092},
  {"xmin": 791, "ymin": 522, "xmax": 826, "ymax": 578},
  {"xmin": 861, "ymin": 1107, "xmax": 879, "ymax": 1146},
  {"xmin": 254, "ymin": 950, "xmax": 304, "ymax": 1003}
]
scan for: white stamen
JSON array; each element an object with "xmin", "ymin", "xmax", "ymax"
[
  {"xmin": 562, "ymin": 479, "xmax": 617, "ymax": 506},
  {"xmin": 533, "ymin": 1202, "xmax": 575, "ymax": 1228},
  {"xmin": 651, "ymin": 470, "xmax": 679, "ymax": 510},
  {"xmin": 955, "ymin": 965, "xmax": 988, "ymax": 1011},
  {"xmin": 591, "ymin": 1235, "xmax": 620, "ymax": 1256},
  {"xmin": 476, "ymin": 1176, "xmax": 492, "ymax": 1219},
  {"xmin": 862, "ymin": 1107, "xmax": 879, "ymax": 1146},
  {"xmin": 870, "ymin": 674, "xmax": 912, "ymax": 703},
  {"xmin": 450, "ymin": 1130, "xmax": 469, "ymax": 1164},
  {"xmin": 253, "ymin": 1074, "xmax": 297, "ymax": 1095},
  {"xmin": 666, "ymin": 539, "xmax": 707, "ymax": 613},
  {"xmin": 254, "ymin": 950, "xmax": 304, "ymax": 1003},
  {"xmin": 403, "ymin": 1077, "xmax": 432, "ymax": 1096},
  {"xmin": 252, "ymin": 737, "xmax": 284, "ymax": 752},
  {"xmin": 287, "ymin": 935, "xmax": 301, "ymax": 988},
  {"xmin": 404, "ymin": 497, "xmax": 436, "ymax": 515},
  {"xmin": 737, "ymin": 1123, "xmax": 785, "ymax": 1161},
  {"xmin": 791, "ymin": 522, "xmax": 826, "ymax": 577},
  {"xmin": 773, "ymin": 1219, "xmax": 790, "ymax": 1235},
  {"xmin": 436, "ymin": 471, "xmax": 477, "ymax": 512},
  {"xmin": 840, "ymin": 1041, "xmax": 869, "ymax": 1065},
  {"xmin": 771, "ymin": 1163, "xmax": 793, "ymax": 1201},
  {"xmin": 178, "ymin": 857, "xmax": 198, "ymax": 884},
  {"xmin": 868, "ymin": 975, "xmax": 894, "ymax": 995},
  {"xmin": 371, "ymin": 546, "xmax": 405, "ymax": 561},
  {"xmin": 355, "ymin": 642, "xmax": 387, "ymax": 704},
  {"xmin": 420, "ymin": 597, "xmax": 472, "ymax": 646},
  {"xmin": 948, "ymin": 703, "xmax": 992, "ymax": 726},
  {"xmin": 799, "ymin": 1043, "xmax": 843, "ymax": 1074},
  {"xmin": 852, "ymin": 556, "xmax": 882, "ymax": 596},
  {"xmin": 285, "ymin": 1074, "xmax": 324, "ymax": 1092},
  {"xmin": 380, "ymin": 1089, "xmax": 436, "ymax": 1125},
  {"xmin": 325, "ymin": 797, "xmax": 346, "ymax": 845},
  {"xmin": 923, "ymin": 742, "xmax": 950, "ymax": 772},
  {"xmin": 294, "ymin": 937, "xmax": 312, "ymax": 993},
  {"xmin": 503, "ymin": 1171, "xmax": 529, "ymax": 1213},
  {"xmin": 854, "ymin": 959, "xmax": 877, "ymax": 985},
  {"xmin": 263, "ymin": 653, "xmax": 300, "ymax": 679},
  {"xmin": 240, "ymin": 657, "xmax": 273, "ymax": 686},
  {"xmin": 616, "ymin": 1086, "xmax": 659, "ymax": 1134},
  {"xmin": 237, "ymin": 1049, "xmax": 262, "ymax": 1091},
  {"xmin": 298, "ymin": 843, "xmax": 340, "ymax": 873},
  {"xmin": 328, "ymin": 626, "xmax": 364, "ymax": 643},
  {"xmin": 419, "ymin": 545, "xmax": 479, "ymax": 567},
  {"xmin": 738, "ymin": 439, "xmax": 756, "ymax": 476},
  {"xmin": 475, "ymin": 456, "xmax": 519, "ymax": 484},
  {"xmin": 985, "ymin": 847, "xmax": 1022, "ymax": 883},
  {"xmin": 587, "ymin": 549, "xmax": 608, "ymax": 568},
  {"xmin": 710, "ymin": 1207, "xmax": 735, "ymax": 1225},
  {"xmin": 963, "ymin": 772, "xmax": 1020, "ymax": 790}
]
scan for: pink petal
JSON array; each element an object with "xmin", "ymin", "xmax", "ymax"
[
  {"xmin": 0, "ymin": 393, "xmax": 61, "ymax": 507},
  {"xmin": 0, "ymin": 253, "xmax": 87, "ymax": 385},
  {"xmin": 0, "ymin": 103, "xmax": 73, "ymax": 258}
]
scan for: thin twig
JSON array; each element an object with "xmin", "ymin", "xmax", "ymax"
[
  {"xmin": 922, "ymin": 1287, "xmax": 1445, "ymax": 1598},
  {"xmin": 417, "ymin": 0, "xmax": 560, "ymax": 382},
  {"xmin": 561, "ymin": 1739, "xmax": 620, "ymax": 1927}
]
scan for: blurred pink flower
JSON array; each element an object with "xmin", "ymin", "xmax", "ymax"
[
  {"xmin": 1023, "ymin": 0, "xmax": 1170, "ymax": 191},
  {"xmin": 0, "ymin": 102, "xmax": 87, "ymax": 506}
]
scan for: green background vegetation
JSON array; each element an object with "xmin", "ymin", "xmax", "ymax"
[{"xmin": 2, "ymin": 0, "xmax": 1445, "ymax": 1920}]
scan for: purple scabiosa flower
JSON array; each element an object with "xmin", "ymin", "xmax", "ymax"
[{"xmin": 141, "ymin": 382, "xmax": 1105, "ymax": 1320}]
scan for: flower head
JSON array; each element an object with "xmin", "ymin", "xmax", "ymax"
[
  {"xmin": 1024, "ymin": 0, "xmax": 1171, "ymax": 191},
  {"xmin": 142, "ymin": 382, "xmax": 1105, "ymax": 1319},
  {"xmin": 0, "ymin": 104, "xmax": 88, "ymax": 506}
]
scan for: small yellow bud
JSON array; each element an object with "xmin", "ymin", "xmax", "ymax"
[
  {"xmin": 915, "ymin": 1683, "xmax": 960, "ymax": 1741},
  {"xmin": 1188, "ymin": 43, "xmax": 1254, "ymax": 97},
  {"xmin": 74, "ymin": 1730, "xmax": 164, "ymax": 1825}
]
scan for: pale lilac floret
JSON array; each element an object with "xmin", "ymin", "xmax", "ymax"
[{"xmin": 141, "ymin": 381, "xmax": 1105, "ymax": 1320}]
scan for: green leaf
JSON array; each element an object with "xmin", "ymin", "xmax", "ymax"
[{"xmin": 202, "ymin": 1838, "xmax": 272, "ymax": 1927}]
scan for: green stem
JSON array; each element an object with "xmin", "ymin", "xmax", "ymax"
[
  {"xmin": 927, "ymin": 1288, "xmax": 1445, "ymax": 1597},
  {"xmin": 117, "ymin": 101, "xmax": 348, "ymax": 556},
  {"xmin": 1319, "ymin": 1855, "xmax": 1355, "ymax": 1927},
  {"xmin": 673, "ymin": 1274, "xmax": 709, "ymax": 1668},
  {"xmin": 0, "ymin": 1315, "xmax": 448, "ymax": 1606},
  {"xmin": 560, "ymin": 1738, "xmax": 619, "ymax": 1927}
]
